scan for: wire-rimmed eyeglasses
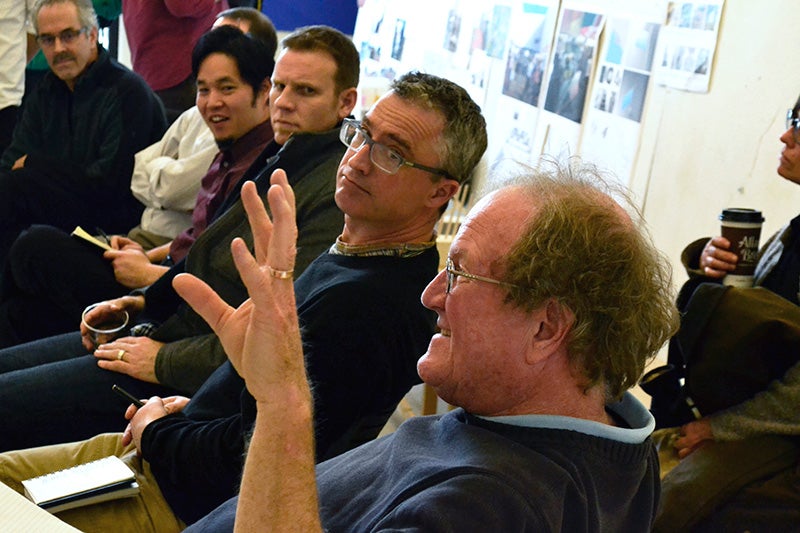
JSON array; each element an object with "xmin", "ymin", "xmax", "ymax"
[
  {"xmin": 36, "ymin": 27, "xmax": 89, "ymax": 48},
  {"xmin": 339, "ymin": 119, "xmax": 457, "ymax": 181},
  {"xmin": 445, "ymin": 257, "xmax": 521, "ymax": 295},
  {"xmin": 786, "ymin": 109, "xmax": 800, "ymax": 143}
]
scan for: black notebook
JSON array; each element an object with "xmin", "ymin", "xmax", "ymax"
[{"xmin": 21, "ymin": 456, "xmax": 139, "ymax": 514}]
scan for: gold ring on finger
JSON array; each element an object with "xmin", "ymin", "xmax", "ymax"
[{"xmin": 268, "ymin": 265, "xmax": 294, "ymax": 280}]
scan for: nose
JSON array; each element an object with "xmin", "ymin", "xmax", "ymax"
[
  {"xmin": 345, "ymin": 140, "xmax": 373, "ymax": 173},
  {"xmin": 53, "ymin": 37, "xmax": 67, "ymax": 53},
  {"xmin": 272, "ymin": 89, "xmax": 294, "ymax": 110},
  {"xmin": 780, "ymin": 127, "xmax": 795, "ymax": 147},
  {"xmin": 207, "ymin": 89, "xmax": 224, "ymax": 107},
  {"xmin": 421, "ymin": 268, "xmax": 447, "ymax": 312}
]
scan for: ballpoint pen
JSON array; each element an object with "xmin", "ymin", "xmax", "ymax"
[
  {"xmin": 95, "ymin": 226, "xmax": 112, "ymax": 246},
  {"xmin": 112, "ymin": 384, "xmax": 145, "ymax": 408}
]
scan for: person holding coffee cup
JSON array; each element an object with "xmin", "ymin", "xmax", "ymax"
[
  {"xmin": 694, "ymin": 100, "xmax": 800, "ymax": 304},
  {"xmin": 647, "ymin": 94, "xmax": 800, "ymax": 530}
]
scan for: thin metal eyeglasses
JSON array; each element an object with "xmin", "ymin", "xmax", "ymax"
[
  {"xmin": 445, "ymin": 257, "xmax": 519, "ymax": 295},
  {"xmin": 339, "ymin": 119, "xmax": 457, "ymax": 180},
  {"xmin": 36, "ymin": 27, "xmax": 88, "ymax": 48},
  {"xmin": 786, "ymin": 109, "xmax": 800, "ymax": 143}
]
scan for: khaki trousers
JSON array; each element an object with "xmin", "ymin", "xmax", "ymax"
[{"xmin": 0, "ymin": 433, "xmax": 184, "ymax": 533}]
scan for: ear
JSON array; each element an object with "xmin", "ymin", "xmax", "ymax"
[
  {"xmin": 526, "ymin": 299, "xmax": 574, "ymax": 365},
  {"xmin": 259, "ymin": 79, "xmax": 272, "ymax": 105},
  {"xmin": 427, "ymin": 179, "xmax": 459, "ymax": 210},
  {"xmin": 337, "ymin": 87, "xmax": 358, "ymax": 120}
]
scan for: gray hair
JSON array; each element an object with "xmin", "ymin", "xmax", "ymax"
[
  {"xmin": 32, "ymin": 0, "xmax": 98, "ymax": 34},
  {"xmin": 389, "ymin": 71, "xmax": 487, "ymax": 184}
]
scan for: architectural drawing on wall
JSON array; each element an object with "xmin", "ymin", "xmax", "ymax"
[
  {"xmin": 652, "ymin": 0, "xmax": 724, "ymax": 93},
  {"xmin": 581, "ymin": 16, "xmax": 661, "ymax": 187}
]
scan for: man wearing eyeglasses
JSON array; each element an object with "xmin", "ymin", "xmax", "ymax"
[
  {"xmin": 173, "ymin": 159, "xmax": 677, "ymax": 531},
  {"xmin": 0, "ymin": 24, "xmax": 358, "ymax": 454},
  {"xmin": 0, "ymin": 71, "xmax": 488, "ymax": 531},
  {"xmin": 646, "ymin": 96, "xmax": 800, "ymax": 529},
  {"xmin": 0, "ymin": 0, "xmax": 167, "ymax": 273}
]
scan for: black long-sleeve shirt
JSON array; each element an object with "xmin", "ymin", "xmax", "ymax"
[{"xmin": 141, "ymin": 248, "xmax": 438, "ymax": 524}]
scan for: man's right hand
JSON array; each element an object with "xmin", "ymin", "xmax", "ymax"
[
  {"xmin": 105, "ymin": 248, "xmax": 168, "ymax": 288},
  {"xmin": 104, "ymin": 237, "xmax": 170, "ymax": 288},
  {"xmin": 699, "ymin": 236, "xmax": 738, "ymax": 279},
  {"xmin": 80, "ymin": 296, "xmax": 146, "ymax": 351}
]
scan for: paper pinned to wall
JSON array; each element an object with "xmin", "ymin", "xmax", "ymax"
[
  {"xmin": 652, "ymin": 0, "xmax": 724, "ymax": 93},
  {"xmin": 580, "ymin": 12, "xmax": 662, "ymax": 187}
]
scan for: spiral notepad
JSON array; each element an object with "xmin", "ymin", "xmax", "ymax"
[{"xmin": 21, "ymin": 456, "xmax": 139, "ymax": 514}]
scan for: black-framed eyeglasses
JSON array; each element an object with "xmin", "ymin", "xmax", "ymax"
[
  {"xmin": 786, "ymin": 109, "xmax": 800, "ymax": 143},
  {"xmin": 339, "ymin": 118, "xmax": 457, "ymax": 181},
  {"xmin": 36, "ymin": 27, "xmax": 88, "ymax": 48},
  {"xmin": 445, "ymin": 257, "xmax": 520, "ymax": 295}
]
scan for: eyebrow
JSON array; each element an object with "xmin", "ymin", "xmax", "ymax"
[
  {"xmin": 39, "ymin": 26, "xmax": 82, "ymax": 36},
  {"xmin": 271, "ymin": 76, "xmax": 319, "ymax": 90},
  {"xmin": 197, "ymin": 75, "xmax": 239, "ymax": 86},
  {"xmin": 361, "ymin": 117, "xmax": 414, "ymax": 158}
]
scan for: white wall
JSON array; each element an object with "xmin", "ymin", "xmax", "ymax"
[
  {"xmin": 114, "ymin": 2, "xmax": 799, "ymax": 301},
  {"xmin": 632, "ymin": 0, "xmax": 800, "ymax": 296}
]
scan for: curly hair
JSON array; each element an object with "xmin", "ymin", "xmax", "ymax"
[
  {"xmin": 500, "ymin": 159, "xmax": 679, "ymax": 400},
  {"xmin": 389, "ymin": 71, "xmax": 487, "ymax": 184}
]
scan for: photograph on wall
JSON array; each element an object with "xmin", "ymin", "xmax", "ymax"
[
  {"xmin": 391, "ymin": 18, "xmax": 406, "ymax": 60},
  {"xmin": 426, "ymin": 1, "xmax": 499, "ymax": 109},
  {"xmin": 542, "ymin": 8, "xmax": 604, "ymax": 124},
  {"xmin": 466, "ymin": 0, "xmax": 494, "ymax": 93},
  {"xmin": 653, "ymin": 0, "xmax": 724, "ymax": 93},
  {"xmin": 500, "ymin": 3, "xmax": 556, "ymax": 108},
  {"xmin": 486, "ymin": 4, "xmax": 511, "ymax": 59},
  {"xmin": 581, "ymin": 16, "xmax": 660, "ymax": 187},
  {"xmin": 591, "ymin": 19, "xmax": 658, "ymax": 122},
  {"xmin": 443, "ymin": 9, "xmax": 462, "ymax": 52}
]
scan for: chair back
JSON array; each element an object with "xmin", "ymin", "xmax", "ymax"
[{"xmin": 435, "ymin": 183, "xmax": 472, "ymax": 269}]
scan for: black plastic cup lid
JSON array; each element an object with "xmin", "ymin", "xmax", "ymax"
[{"xmin": 719, "ymin": 208, "xmax": 764, "ymax": 223}]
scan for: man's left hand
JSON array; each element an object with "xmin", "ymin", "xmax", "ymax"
[{"xmin": 94, "ymin": 336, "xmax": 165, "ymax": 383}]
